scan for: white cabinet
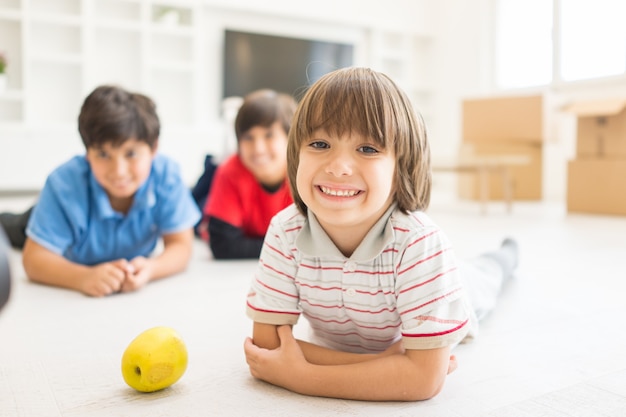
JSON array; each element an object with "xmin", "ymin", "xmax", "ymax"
[
  {"xmin": 0, "ymin": 0, "xmax": 212, "ymax": 190},
  {"xmin": 0, "ymin": 0, "xmax": 201, "ymax": 128}
]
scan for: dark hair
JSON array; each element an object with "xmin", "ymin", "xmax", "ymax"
[
  {"xmin": 287, "ymin": 67, "xmax": 431, "ymax": 215},
  {"xmin": 234, "ymin": 89, "xmax": 297, "ymax": 141},
  {"xmin": 78, "ymin": 85, "xmax": 160, "ymax": 149}
]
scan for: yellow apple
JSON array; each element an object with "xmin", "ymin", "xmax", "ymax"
[{"xmin": 121, "ymin": 326, "xmax": 188, "ymax": 392}]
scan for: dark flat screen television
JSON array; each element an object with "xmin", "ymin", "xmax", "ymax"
[{"xmin": 223, "ymin": 30, "xmax": 354, "ymax": 99}]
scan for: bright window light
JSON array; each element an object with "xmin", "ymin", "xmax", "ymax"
[
  {"xmin": 495, "ymin": 0, "xmax": 553, "ymax": 88},
  {"xmin": 560, "ymin": 0, "xmax": 626, "ymax": 81}
]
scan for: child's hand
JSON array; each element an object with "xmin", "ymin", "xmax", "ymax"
[
  {"xmin": 120, "ymin": 256, "xmax": 153, "ymax": 293},
  {"xmin": 82, "ymin": 259, "xmax": 129, "ymax": 297},
  {"xmin": 244, "ymin": 325, "xmax": 308, "ymax": 389}
]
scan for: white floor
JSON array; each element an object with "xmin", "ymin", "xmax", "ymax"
[{"xmin": 1, "ymin": 191, "xmax": 625, "ymax": 417}]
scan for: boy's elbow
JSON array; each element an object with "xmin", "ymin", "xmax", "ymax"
[
  {"xmin": 401, "ymin": 346, "xmax": 452, "ymax": 401},
  {"xmin": 401, "ymin": 363, "xmax": 448, "ymax": 401},
  {"xmin": 402, "ymin": 378, "xmax": 445, "ymax": 401},
  {"xmin": 416, "ymin": 378, "xmax": 445, "ymax": 401},
  {"xmin": 21, "ymin": 242, "xmax": 36, "ymax": 281},
  {"xmin": 22, "ymin": 255, "xmax": 43, "ymax": 284}
]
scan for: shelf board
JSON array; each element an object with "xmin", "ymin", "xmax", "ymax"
[
  {"xmin": 95, "ymin": 19, "xmax": 142, "ymax": 32},
  {"xmin": 0, "ymin": 10, "xmax": 22, "ymax": 20},
  {"xmin": 30, "ymin": 13, "xmax": 82, "ymax": 26},
  {"xmin": 29, "ymin": 53, "xmax": 82, "ymax": 65},
  {"xmin": 150, "ymin": 60, "xmax": 195, "ymax": 73},
  {"xmin": 0, "ymin": 89, "xmax": 24, "ymax": 101},
  {"xmin": 149, "ymin": 23, "xmax": 194, "ymax": 38}
]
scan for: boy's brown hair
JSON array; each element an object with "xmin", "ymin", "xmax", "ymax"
[
  {"xmin": 78, "ymin": 85, "xmax": 160, "ymax": 150},
  {"xmin": 287, "ymin": 67, "xmax": 431, "ymax": 215},
  {"xmin": 235, "ymin": 89, "xmax": 297, "ymax": 141}
]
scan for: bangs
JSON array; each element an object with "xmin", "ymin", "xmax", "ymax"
[
  {"xmin": 236, "ymin": 102, "xmax": 277, "ymax": 136},
  {"xmin": 296, "ymin": 70, "xmax": 399, "ymax": 149},
  {"xmin": 287, "ymin": 67, "xmax": 431, "ymax": 215},
  {"xmin": 104, "ymin": 111, "xmax": 147, "ymax": 146}
]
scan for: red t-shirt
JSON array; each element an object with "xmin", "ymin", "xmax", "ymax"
[{"xmin": 202, "ymin": 154, "xmax": 293, "ymax": 241}]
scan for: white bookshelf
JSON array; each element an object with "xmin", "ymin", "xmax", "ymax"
[
  {"xmin": 0, "ymin": 0, "xmax": 202, "ymax": 128},
  {"xmin": 0, "ymin": 0, "xmax": 437, "ymax": 190}
]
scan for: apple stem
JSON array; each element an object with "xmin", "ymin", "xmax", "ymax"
[{"xmin": 135, "ymin": 366, "xmax": 141, "ymax": 376}]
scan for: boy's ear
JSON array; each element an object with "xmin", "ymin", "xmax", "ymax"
[
  {"xmin": 151, "ymin": 139, "xmax": 159, "ymax": 154},
  {"xmin": 84, "ymin": 147, "xmax": 95, "ymax": 163}
]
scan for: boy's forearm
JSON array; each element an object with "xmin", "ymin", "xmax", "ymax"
[
  {"xmin": 148, "ymin": 230, "xmax": 194, "ymax": 280},
  {"xmin": 22, "ymin": 240, "xmax": 90, "ymax": 292},
  {"xmin": 282, "ymin": 348, "xmax": 449, "ymax": 401},
  {"xmin": 297, "ymin": 339, "xmax": 380, "ymax": 365},
  {"xmin": 250, "ymin": 323, "xmax": 450, "ymax": 401},
  {"xmin": 254, "ymin": 324, "xmax": 390, "ymax": 366}
]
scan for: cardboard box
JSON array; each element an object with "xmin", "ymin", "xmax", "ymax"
[
  {"xmin": 458, "ymin": 94, "xmax": 544, "ymax": 201},
  {"xmin": 567, "ymin": 158, "xmax": 626, "ymax": 215},
  {"xmin": 463, "ymin": 95, "xmax": 543, "ymax": 143},
  {"xmin": 457, "ymin": 141, "xmax": 543, "ymax": 200},
  {"xmin": 563, "ymin": 99, "xmax": 626, "ymax": 158}
]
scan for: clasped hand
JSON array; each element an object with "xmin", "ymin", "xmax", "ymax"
[
  {"xmin": 243, "ymin": 325, "xmax": 459, "ymax": 396},
  {"xmin": 244, "ymin": 325, "xmax": 308, "ymax": 390},
  {"xmin": 82, "ymin": 257, "xmax": 153, "ymax": 297}
]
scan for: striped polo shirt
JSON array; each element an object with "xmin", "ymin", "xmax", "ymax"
[{"xmin": 246, "ymin": 203, "xmax": 476, "ymax": 354}]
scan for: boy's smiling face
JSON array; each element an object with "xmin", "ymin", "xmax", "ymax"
[
  {"xmin": 296, "ymin": 130, "xmax": 396, "ymax": 252},
  {"xmin": 86, "ymin": 139, "xmax": 157, "ymax": 212},
  {"xmin": 238, "ymin": 121, "xmax": 288, "ymax": 188}
]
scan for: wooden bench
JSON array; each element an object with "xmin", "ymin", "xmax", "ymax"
[{"xmin": 432, "ymin": 154, "xmax": 532, "ymax": 214}]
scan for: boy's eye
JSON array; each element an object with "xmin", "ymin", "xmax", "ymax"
[
  {"xmin": 358, "ymin": 145, "xmax": 379, "ymax": 154},
  {"xmin": 308, "ymin": 140, "xmax": 329, "ymax": 149},
  {"xmin": 126, "ymin": 150, "xmax": 137, "ymax": 158},
  {"xmin": 97, "ymin": 150, "xmax": 109, "ymax": 158}
]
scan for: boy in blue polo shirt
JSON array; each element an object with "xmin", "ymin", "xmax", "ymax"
[{"xmin": 20, "ymin": 85, "xmax": 200, "ymax": 297}]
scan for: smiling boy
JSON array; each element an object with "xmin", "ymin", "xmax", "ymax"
[
  {"xmin": 199, "ymin": 89, "xmax": 296, "ymax": 259},
  {"xmin": 244, "ymin": 68, "xmax": 519, "ymax": 401},
  {"xmin": 22, "ymin": 86, "xmax": 200, "ymax": 297}
]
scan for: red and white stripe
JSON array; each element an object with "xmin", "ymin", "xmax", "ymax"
[{"xmin": 246, "ymin": 205, "xmax": 473, "ymax": 353}]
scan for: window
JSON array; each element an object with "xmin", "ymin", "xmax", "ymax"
[
  {"xmin": 494, "ymin": 0, "xmax": 552, "ymax": 88},
  {"xmin": 494, "ymin": 0, "xmax": 626, "ymax": 88},
  {"xmin": 560, "ymin": 0, "xmax": 626, "ymax": 81}
]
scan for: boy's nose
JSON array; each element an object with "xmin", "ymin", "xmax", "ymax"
[
  {"xmin": 112, "ymin": 158, "xmax": 128, "ymax": 175},
  {"xmin": 251, "ymin": 137, "xmax": 267, "ymax": 153},
  {"xmin": 325, "ymin": 151, "xmax": 353, "ymax": 177}
]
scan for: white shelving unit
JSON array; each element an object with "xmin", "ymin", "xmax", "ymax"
[
  {"xmin": 0, "ymin": 0, "xmax": 201, "ymax": 128},
  {"xmin": 0, "ymin": 0, "xmax": 211, "ymax": 190},
  {"xmin": 0, "ymin": 0, "xmax": 437, "ymax": 190}
]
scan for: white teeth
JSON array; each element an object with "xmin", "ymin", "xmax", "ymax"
[{"xmin": 320, "ymin": 186, "xmax": 358, "ymax": 197}]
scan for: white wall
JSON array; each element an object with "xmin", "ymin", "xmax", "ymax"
[
  {"xmin": 428, "ymin": 0, "xmax": 492, "ymax": 159},
  {"xmin": 418, "ymin": 0, "xmax": 491, "ymax": 199}
]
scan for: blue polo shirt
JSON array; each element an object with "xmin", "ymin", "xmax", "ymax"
[{"xmin": 26, "ymin": 155, "xmax": 201, "ymax": 266}]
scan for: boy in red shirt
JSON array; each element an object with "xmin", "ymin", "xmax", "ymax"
[{"xmin": 199, "ymin": 89, "xmax": 296, "ymax": 259}]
